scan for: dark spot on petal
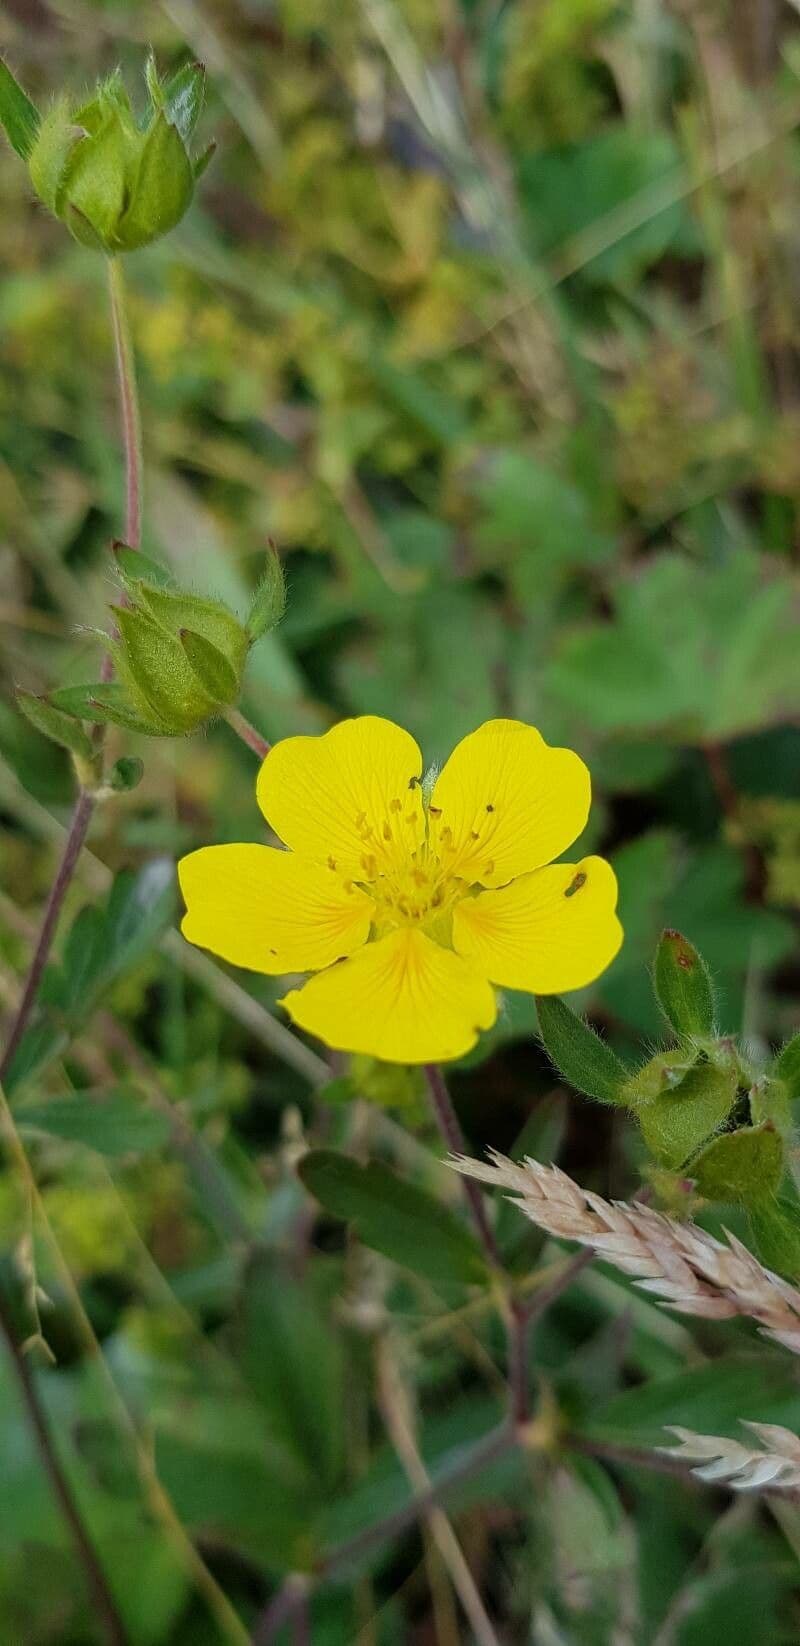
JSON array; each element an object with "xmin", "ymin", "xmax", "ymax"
[
  {"xmin": 429, "ymin": 805, "xmax": 442, "ymax": 818},
  {"xmin": 564, "ymin": 871, "xmax": 587, "ymax": 898},
  {"xmin": 486, "ymin": 803, "xmax": 495, "ymax": 813}
]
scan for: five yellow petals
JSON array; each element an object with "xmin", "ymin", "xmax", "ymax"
[{"xmin": 178, "ymin": 716, "xmax": 623, "ymax": 1064}]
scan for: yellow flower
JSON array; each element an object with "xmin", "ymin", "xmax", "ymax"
[{"xmin": 178, "ymin": 717, "xmax": 622, "ymax": 1065}]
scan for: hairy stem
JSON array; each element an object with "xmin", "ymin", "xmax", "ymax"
[
  {"xmin": 0, "ymin": 788, "xmax": 94, "ymax": 1083},
  {"xmin": 423, "ymin": 1064, "xmax": 501, "ymax": 1267},
  {"xmin": 252, "ymin": 1424, "xmax": 514, "ymax": 1645},
  {"xmin": 0, "ymin": 1292, "xmax": 129, "ymax": 1646},
  {"xmin": 423, "ymin": 1064, "xmax": 533, "ymax": 1425},
  {"xmin": 224, "ymin": 706, "xmax": 271, "ymax": 759},
  {"xmin": 107, "ymin": 258, "xmax": 143, "ymax": 549}
]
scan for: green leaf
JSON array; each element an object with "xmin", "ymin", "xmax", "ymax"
[
  {"xmin": 691, "ymin": 1123, "xmax": 783, "ymax": 1206},
  {"xmin": 179, "ymin": 629, "xmax": 238, "ymax": 704},
  {"xmin": 299, "ymin": 1150, "xmax": 488, "ymax": 1286},
  {"xmin": 583, "ymin": 1356, "xmax": 800, "ymax": 1450},
  {"xmin": 15, "ymin": 690, "xmax": 93, "ymax": 761},
  {"xmin": 653, "ymin": 928, "xmax": 716, "ymax": 1040},
  {"xmin": 16, "ymin": 1089, "xmax": 171, "ymax": 1157},
  {"xmin": 0, "ymin": 57, "xmax": 40, "ymax": 160},
  {"xmin": 775, "ymin": 1033, "xmax": 800, "ymax": 1103},
  {"xmin": 535, "ymin": 995, "xmax": 629, "ymax": 1105},
  {"xmin": 748, "ymin": 1200, "xmax": 800, "ymax": 1279},
  {"xmin": 109, "ymin": 755, "xmax": 144, "ymax": 792},
  {"xmin": 547, "ymin": 551, "xmax": 798, "ymax": 742},
  {"xmin": 240, "ymin": 1262, "xmax": 345, "ymax": 1493},
  {"xmin": 638, "ymin": 1062, "xmax": 737, "ymax": 1167}
]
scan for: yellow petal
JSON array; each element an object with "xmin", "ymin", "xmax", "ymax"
[
  {"xmin": 256, "ymin": 716, "xmax": 426, "ymax": 880},
  {"xmin": 280, "ymin": 927, "xmax": 496, "ymax": 1064},
  {"xmin": 452, "ymin": 855, "xmax": 622, "ymax": 993},
  {"xmin": 430, "ymin": 719, "xmax": 591, "ymax": 888},
  {"xmin": 178, "ymin": 844, "xmax": 374, "ymax": 974}
]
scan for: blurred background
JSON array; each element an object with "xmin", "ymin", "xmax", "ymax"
[{"xmin": 1, "ymin": 1, "xmax": 800, "ymax": 1641}]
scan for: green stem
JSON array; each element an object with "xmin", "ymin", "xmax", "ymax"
[{"xmin": 107, "ymin": 257, "xmax": 143, "ymax": 549}]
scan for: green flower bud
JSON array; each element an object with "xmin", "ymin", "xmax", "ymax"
[
  {"xmin": 51, "ymin": 561, "xmax": 253, "ymax": 737},
  {"xmin": 2, "ymin": 56, "xmax": 211, "ymax": 254}
]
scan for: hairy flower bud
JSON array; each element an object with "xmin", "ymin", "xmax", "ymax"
[{"xmin": 1, "ymin": 56, "xmax": 213, "ymax": 254}]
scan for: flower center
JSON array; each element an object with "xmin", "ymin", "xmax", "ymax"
[{"xmin": 364, "ymin": 851, "xmax": 466, "ymax": 937}]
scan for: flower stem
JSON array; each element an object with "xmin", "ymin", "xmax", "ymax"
[
  {"xmin": 223, "ymin": 706, "xmax": 271, "ymax": 759},
  {"xmin": 107, "ymin": 257, "xmax": 142, "ymax": 548},
  {"xmin": 423, "ymin": 1064, "xmax": 501, "ymax": 1268},
  {"xmin": 423, "ymin": 1064, "xmax": 534, "ymax": 1423},
  {"xmin": 0, "ymin": 1292, "xmax": 130, "ymax": 1646},
  {"xmin": 0, "ymin": 788, "xmax": 94, "ymax": 1083}
]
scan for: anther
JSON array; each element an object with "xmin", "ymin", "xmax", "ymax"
[
  {"xmin": 360, "ymin": 853, "xmax": 377, "ymax": 876},
  {"xmin": 484, "ymin": 859, "xmax": 495, "ymax": 876},
  {"xmin": 390, "ymin": 797, "xmax": 402, "ymax": 813},
  {"xmin": 382, "ymin": 821, "xmax": 392, "ymax": 841},
  {"xmin": 327, "ymin": 856, "xmax": 337, "ymax": 871},
  {"xmin": 429, "ymin": 805, "xmax": 442, "ymax": 818}
]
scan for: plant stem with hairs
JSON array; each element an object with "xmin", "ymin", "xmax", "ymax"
[
  {"xmin": 107, "ymin": 258, "xmax": 142, "ymax": 550},
  {"xmin": 0, "ymin": 260, "xmax": 144, "ymax": 1082},
  {"xmin": 0, "ymin": 1290, "xmax": 130, "ymax": 1646}
]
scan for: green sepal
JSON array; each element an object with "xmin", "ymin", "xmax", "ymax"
[
  {"xmin": 638, "ymin": 1061, "xmax": 737, "ymax": 1168},
  {"xmin": 179, "ymin": 628, "xmax": 238, "ymax": 704},
  {"xmin": 775, "ymin": 1033, "xmax": 800, "ymax": 1104},
  {"xmin": 193, "ymin": 140, "xmax": 216, "ymax": 180},
  {"xmin": 111, "ymin": 541, "xmax": 174, "ymax": 587},
  {"xmin": 16, "ymin": 689, "xmax": 93, "ymax": 760},
  {"xmin": 749, "ymin": 1074, "xmax": 792, "ymax": 1134},
  {"xmin": 115, "ymin": 111, "xmax": 193, "ymax": 251},
  {"xmin": 0, "ymin": 57, "xmax": 40, "ymax": 160},
  {"xmin": 110, "ymin": 605, "xmax": 217, "ymax": 730},
  {"xmin": 134, "ymin": 582, "xmax": 248, "ymax": 669},
  {"xmin": 246, "ymin": 543, "xmax": 287, "ymax": 640},
  {"xmin": 61, "ymin": 110, "xmax": 128, "ymax": 245},
  {"xmin": 161, "ymin": 61, "xmax": 206, "ymax": 142},
  {"xmin": 622, "ymin": 1048, "xmax": 696, "ymax": 1108},
  {"xmin": 691, "ymin": 1122, "xmax": 784, "ymax": 1206},
  {"xmin": 109, "ymin": 756, "xmax": 144, "ymax": 792},
  {"xmin": 27, "ymin": 97, "xmax": 80, "ymax": 212},
  {"xmin": 653, "ymin": 928, "xmax": 716, "ymax": 1040},
  {"xmin": 535, "ymin": 994, "xmax": 629, "ymax": 1106},
  {"xmin": 50, "ymin": 681, "xmax": 171, "ymax": 736}
]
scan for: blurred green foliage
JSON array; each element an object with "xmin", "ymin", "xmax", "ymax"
[{"xmin": 1, "ymin": 0, "xmax": 800, "ymax": 1641}]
